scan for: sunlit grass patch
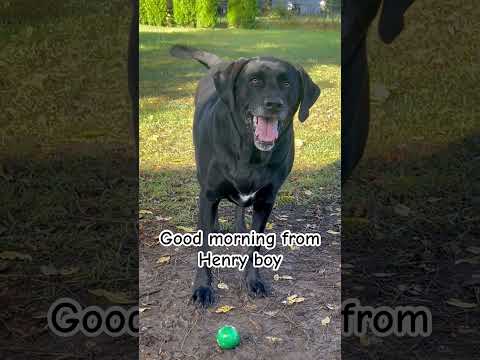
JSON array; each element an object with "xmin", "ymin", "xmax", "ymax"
[{"xmin": 140, "ymin": 26, "xmax": 340, "ymax": 223}]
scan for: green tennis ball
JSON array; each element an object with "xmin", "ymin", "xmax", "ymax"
[{"xmin": 216, "ymin": 325, "xmax": 240, "ymax": 349}]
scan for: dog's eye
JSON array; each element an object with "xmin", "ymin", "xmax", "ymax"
[{"xmin": 250, "ymin": 77, "xmax": 261, "ymax": 86}]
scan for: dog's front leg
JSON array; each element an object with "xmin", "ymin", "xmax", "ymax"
[
  {"xmin": 244, "ymin": 197, "xmax": 274, "ymax": 297},
  {"xmin": 192, "ymin": 193, "xmax": 219, "ymax": 307}
]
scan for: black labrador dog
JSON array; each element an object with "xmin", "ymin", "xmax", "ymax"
[
  {"xmin": 170, "ymin": 45, "xmax": 320, "ymax": 306},
  {"xmin": 342, "ymin": 0, "xmax": 415, "ymax": 182}
]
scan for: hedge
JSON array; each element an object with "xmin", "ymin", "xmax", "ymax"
[
  {"xmin": 173, "ymin": 0, "xmax": 197, "ymax": 27},
  {"xmin": 227, "ymin": 0, "xmax": 257, "ymax": 28},
  {"xmin": 196, "ymin": 0, "xmax": 218, "ymax": 28},
  {"xmin": 139, "ymin": 0, "xmax": 168, "ymax": 26}
]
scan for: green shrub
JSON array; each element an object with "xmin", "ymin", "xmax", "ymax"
[
  {"xmin": 196, "ymin": 0, "xmax": 218, "ymax": 28},
  {"xmin": 241, "ymin": 0, "xmax": 257, "ymax": 28},
  {"xmin": 227, "ymin": 0, "xmax": 241, "ymax": 27},
  {"xmin": 173, "ymin": 0, "xmax": 197, "ymax": 27},
  {"xmin": 140, "ymin": 0, "xmax": 168, "ymax": 26},
  {"xmin": 227, "ymin": 0, "xmax": 257, "ymax": 28},
  {"xmin": 271, "ymin": 5, "xmax": 291, "ymax": 19}
]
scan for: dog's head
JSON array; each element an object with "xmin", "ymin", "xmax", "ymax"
[
  {"xmin": 213, "ymin": 57, "xmax": 320, "ymax": 152},
  {"xmin": 342, "ymin": 0, "xmax": 414, "ymax": 48}
]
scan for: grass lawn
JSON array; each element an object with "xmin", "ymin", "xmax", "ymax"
[{"xmin": 139, "ymin": 26, "xmax": 340, "ymax": 228}]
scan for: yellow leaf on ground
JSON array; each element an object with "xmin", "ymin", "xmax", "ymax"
[
  {"xmin": 217, "ymin": 282, "xmax": 229, "ymax": 290},
  {"xmin": 321, "ymin": 316, "xmax": 331, "ymax": 326},
  {"xmin": 265, "ymin": 336, "xmax": 283, "ymax": 343},
  {"xmin": 156, "ymin": 256, "xmax": 171, "ymax": 264},
  {"xmin": 0, "ymin": 251, "xmax": 32, "ymax": 261},
  {"xmin": 285, "ymin": 294, "xmax": 305, "ymax": 305},
  {"xmin": 264, "ymin": 310, "xmax": 279, "ymax": 317},
  {"xmin": 88, "ymin": 289, "xmax": 135, "ymax": 304},
  {"xmin": 215, "ymin": 305, "xmax": 235, "ymax": 313}
]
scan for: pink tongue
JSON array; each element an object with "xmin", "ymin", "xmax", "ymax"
[{"xmin": 255, "ymin": 116, "xmax": 278, "ymax": 142}]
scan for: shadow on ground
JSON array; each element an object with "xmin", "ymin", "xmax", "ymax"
[{"xmin": 342, "ymin": 133, "xmax": 480, "ymax": 358}]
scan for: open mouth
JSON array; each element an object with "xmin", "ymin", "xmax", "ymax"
[{"xmin": 251, "ymin": 114, "xmax": 279, "ymax": 152}]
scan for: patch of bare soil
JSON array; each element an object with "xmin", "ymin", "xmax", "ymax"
[{"xmin": 139, "ymin": 201, "xmax": 341, "ymax": 360}]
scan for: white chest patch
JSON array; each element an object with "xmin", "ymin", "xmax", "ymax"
[{"xmin": 239, "ymin": 191, "xmax": 257, "ymax": 202}]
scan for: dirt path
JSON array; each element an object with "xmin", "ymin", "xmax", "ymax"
[{"xmin": 139, "ymin": 201, "xmax": 341, "ymax": 360}]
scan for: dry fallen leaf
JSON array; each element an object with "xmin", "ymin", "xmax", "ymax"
[
  {"xmin": 156, "ymin": 256, "xmax": 171, "ymax": 265},
  {"xmin": 88, "ymin": 289, "xmax": 135, "ymax": 304},
  {"xmin": 304, "ymin": 190, "xmax": 313, "ymax": 196},
  {"xmin": 155, "ymin": 216, "xmax": 172, "ymax": 221},
  {"xmin": 177, "ymin": 226, "xmax": 194, "ymax": 233},
  {"xmin": 455, "ymin": 257, "xmax": 480, "ymax": 265},
  {"xmin": 274, "ymin": 274, "xmax": 294, "ymax": 281},
  {"xmin": 139, "ymin": 307, "xmax": 150, "ymax": 313},
  {"xmin": 215, "ymin": 305, "xmax": 235, "ymax": 313},
  {"xmin": 41, "ymin": 265, "xmax": 79, "ymax": 276},
  {"xmin": 446, "ymin": 298, "xmax": 478, "ymax": 309},
  {"xmin": 321, "ymin": 316, "xmax": 331, "ymax": 326},
  {"xmin": 466, "ymin": 246, "xmax": 480, "ymax": 255},
  {"xmin": 265, "ymin": 336, "xmax": 283, "ymax": 343},
  {"xmin": 327, "ymin": 230, "xmax": 340, "ymax": 235},
  {"xmin": 264, "ymin": 310, "xmax": 279, "ymax": 317},
  {"xmin": 139, "ymin": 210, "xmax": 153, "ymax": 215},
  {"xmin": 217, "ymin": 282, "xmax": 229, "ymax": 290},
  {"xmin": 0, "ymin": 251, "xmax": 32, "ymax": 261},
  {"xmin": 284, "ymin": 294, "xmax": 305, "ymax": 305},
  {"xmin": 60, "ymin": 267, "xmax": 80, "ymax": 276},
  {"xmin": 266, "ymin": 222, "xmax": 273, "ymax": 230}
]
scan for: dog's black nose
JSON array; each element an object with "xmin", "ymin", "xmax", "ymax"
[{"xmin": 264, "ymin": 98, "xmax": 284, "ymax": 112}]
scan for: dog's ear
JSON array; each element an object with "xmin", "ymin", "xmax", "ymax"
[
  {"xmin": 378, "ymin": 0, "xmax": 415, "ymax": 44},
  {"xmin": 213, "ymin": 58, "xmax": 249, "ymax": 109},
  {"xmin": 297, "ymin": 66, "xmax": 320, "ymax": 122}
]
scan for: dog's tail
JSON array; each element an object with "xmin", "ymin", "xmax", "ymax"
[{"xmin": 169, "ymin": 44, "xmax": 222, "ymax": 69}]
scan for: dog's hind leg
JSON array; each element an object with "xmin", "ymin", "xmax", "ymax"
[{"xmin": 235, "ymin": 206, "xmax": 247, "ymax": 233}]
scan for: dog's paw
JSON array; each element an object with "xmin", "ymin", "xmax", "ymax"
[
  {"xmin": 245, "ymin": 276, "xmax": 269, "ymax": 297},
  {"xmin": 192, "ymin": 286, "xmax": 215, "ymax": 307}
]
